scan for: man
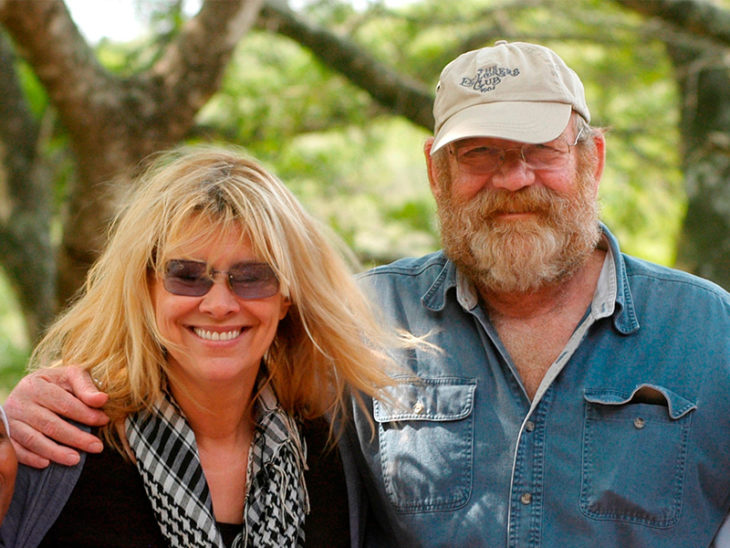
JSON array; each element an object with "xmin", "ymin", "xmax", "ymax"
[
  {"xmin": 5, "ymin": 41, "xmax": 730, "ymax": 546},
  {"xmin": 0, "ymin": 408, "xmax": 17, "ymax": 525}
]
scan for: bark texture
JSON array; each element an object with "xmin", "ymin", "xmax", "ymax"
[
  {"xmin": 615, "ymin": 0, "xmax": 730, "ymax": 288},
  {"xmin": 0, "ymin": 0, "xmax": 264, "ymax": 339}
]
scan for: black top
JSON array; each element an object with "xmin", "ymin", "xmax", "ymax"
[{"xmin": 38, "ymin": 418, "xmax": 350, "ymax": 547}]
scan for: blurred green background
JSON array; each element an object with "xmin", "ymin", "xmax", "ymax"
[{"xmin": 3, "ymin": 0, "xmax": 728, "ymax": 397}]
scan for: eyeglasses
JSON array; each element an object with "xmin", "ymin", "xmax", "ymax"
[
  {"xmin": 448, "ymin": 128, "xmax": 584, "ymax": 175},
  {"xmin": 163, "ymin": 259, "xmax": 280, "ymax": 299}
]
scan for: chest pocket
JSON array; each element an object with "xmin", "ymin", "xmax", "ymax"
[
  {"xmin": 373, "ymin": 377, "xmax": 476, "ymax": 513},
  {"xmin": 580, "ymin": 384, "xmax": 696, "ymax": 528}
]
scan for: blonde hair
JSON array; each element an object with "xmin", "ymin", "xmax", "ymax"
[{"xmin": 30, "ymin": 146, "xmax": 401, "ymax": 445}]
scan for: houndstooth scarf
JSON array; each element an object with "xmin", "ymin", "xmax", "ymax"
[{"xmin": 125, "ymin": 386, "xmax": 309, "ymax": 547}]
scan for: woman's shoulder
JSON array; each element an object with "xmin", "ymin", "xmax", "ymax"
[
  {"xmin": 300, "ymin": 417, "xmax": 351, "ymax": 547},
  {"xmin": 36, "ymin": 442, "xmax": 166, "ymax": 548},
  {"xmin": 1, "ymin": 453, "xmax": 85, "ymax": 548}
]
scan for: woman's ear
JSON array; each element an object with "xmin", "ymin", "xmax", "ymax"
[{"xmin": 279, "ymin": 296, "xmax": 291, "ymax": 321}]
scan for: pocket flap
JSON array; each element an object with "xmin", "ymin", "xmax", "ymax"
[
  {"xmin": 584, "ymin": 383, "xmax": 696, "ymax": 419},
  {"xmin": 374, "ymin": 377, "xmax": 477, "ymax": 422}
]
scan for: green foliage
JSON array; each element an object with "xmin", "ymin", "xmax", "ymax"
[
  {"xmin": 200, "ymin": 31, "xmax": 375, "ymax": 146},
  {"xmin": 0, "ymin": 271, "xmax": 29, "ymax": 398},
  {"xmin": 15, "ymin": 60, "xmax": 48, "ymax": 118},
  {"xmin": 273, "ymin": 118, "xmax": 438, "ymax": 268},
  {"xmin": 0, "ymin": 0, "xmax": 696, "ymax": 395},
  {"xmin": 198, "ymin": 30, "xmax": 439, "ymax": 267},
  {"xmin": 99, "ymin": 0, "xmax": 689, "ymax": 268},
  {"xmin": 558, "ymin": 35, "xmax": 685, "ymax": 265}
]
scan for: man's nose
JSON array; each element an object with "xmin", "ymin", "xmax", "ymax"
[{"xmin": 489, "ymin": 151, "xmax": 537, "ymax": 191}]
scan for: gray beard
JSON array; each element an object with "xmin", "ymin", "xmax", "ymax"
[{"xmin": 437, "ymin": 181, "xmax": 601, "ymax": 294}]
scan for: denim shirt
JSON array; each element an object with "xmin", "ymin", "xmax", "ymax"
[{"xmin": 351, "ymin": 224, "xmax": 730, "ymax": 547}]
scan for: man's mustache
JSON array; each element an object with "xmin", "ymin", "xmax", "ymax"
[{"xmin": 475, "ymin": 187, "xmax": 564, "ymax": 219}]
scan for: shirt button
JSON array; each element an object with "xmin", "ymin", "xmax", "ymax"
[
  {"xmin": 520, "ymin": 493, "xmax": 532, "ymax": 505},
  {"xmin": 525, "ymin": 421, "xmax": 535, "ymax": 432},
  {"xmin": 634, "ymin": 417, "xmax": 646, "ymax": 429},
  {"xmin": 412, "ymin": 401, "xmax": 425, "ymax": 414}
]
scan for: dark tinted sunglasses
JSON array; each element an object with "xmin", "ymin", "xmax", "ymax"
[{"xmin": 163, "ymin": 260, "xmax": 279, "ymax": 299}]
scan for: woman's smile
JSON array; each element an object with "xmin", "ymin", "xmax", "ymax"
[
  {"xmin": 152, "ymin": 227, "xmax": 290, "ymax": 389},
  {"xmin": 192, "ymin": 327, "xmax": 244, "ymax": 342}
]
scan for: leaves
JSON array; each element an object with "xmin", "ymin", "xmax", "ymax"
[{"xmin": 0, "ymin": 0, "xmax": 728, "ymax": 387}]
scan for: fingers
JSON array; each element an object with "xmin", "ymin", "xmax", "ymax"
[
  {"xmin": 8, "ymin": 368, "xmax": 110, "ymax": 427},
  {"xmin": 11, "ymin": 440, "xmax": 51, "ymax": 469},
  {"xmin": 61, "ymin": 365, "xmax": 110, "ymax": 409},
  {"xmin": 9, "ymin": 401, "xmax": 103, "ymax": 449},
  {"xmin": 8, "ymin": 416, "xmax": 95, "ymax": 468},
  {"xmin": 4, "ymin": 367, "xmax": 110, "ymax": 468}
]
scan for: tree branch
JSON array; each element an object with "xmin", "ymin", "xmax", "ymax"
[
  {"xmin": 614, "ymin": 0, "xmax": 730, "ymax": 46},
  {"xmin": 257, "ymin": 0, "xmax": 434, "ymax": 130},
  {"xmin": 0, "ymin": 0, "xmax": 265, "ymax": 306},
  {"xmin": 151, "ymin": 0, "xmax": 264, "ymax": 117},
  {"xmin": 0, "ymin": 0, "xmax": 115, "ymax": 145}
]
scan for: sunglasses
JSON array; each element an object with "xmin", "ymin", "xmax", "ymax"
[{"xmin": 163, "ymin": 259, "xmax": 280, "ymax": 299}]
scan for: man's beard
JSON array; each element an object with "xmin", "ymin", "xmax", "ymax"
[{"xmin": 436, "ymin": 163, "xmax": 601, "ymax": 294}]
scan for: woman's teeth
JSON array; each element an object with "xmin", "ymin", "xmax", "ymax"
[{"xmin": 193, "ymin": 328, "xmax": 241, "ymax": 341}]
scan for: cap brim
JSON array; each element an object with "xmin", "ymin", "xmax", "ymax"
[{"xmin": 431, "ymin": 102, "xmax": 573, "ymax": 153}]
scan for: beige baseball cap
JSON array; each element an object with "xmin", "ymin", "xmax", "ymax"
[{"xmin": 430, "ymin": 40, "xmax": 590, "ymax": 153}]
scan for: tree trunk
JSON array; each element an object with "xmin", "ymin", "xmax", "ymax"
[
  {"xmin": 668, "ymin": 42, "xmax": 730, "ymax": 288},
  {"xmin": 613, "ymin": 0, "xmax": 730, "ymax": 288},
  {"xmin": 0, "ymin": 0, "xmax": 264, "ymax": 332},
  {"xmin": 0, "ymin": 33, "xmax": 56, "ymax": 340}
]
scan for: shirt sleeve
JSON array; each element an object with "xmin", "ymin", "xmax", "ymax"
[
  {"xmin": 711, "ymin": 511, "xmax": 730, "ymax": 548},
  {"xmin": 1, "ymin": 434, "xmax": 87, "ymax": 548}
]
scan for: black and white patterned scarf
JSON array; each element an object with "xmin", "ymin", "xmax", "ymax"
[{"xmin": 125, "ymin": 385, "xmax": 309, "ymax": 547}]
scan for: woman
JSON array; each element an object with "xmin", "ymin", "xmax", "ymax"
[{"xmin": 1, "ymin": 146, "xmax": 401, "ymax": 547}]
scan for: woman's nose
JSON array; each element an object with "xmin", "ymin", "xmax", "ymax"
[{"xmin": 198, "ymin": 276, "xmax": 240, "ymax": 316}]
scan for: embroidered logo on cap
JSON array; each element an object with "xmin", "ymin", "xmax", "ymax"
[{"xmin": 460, "ymin": 66, "xmax": 520, "ymax": 93}]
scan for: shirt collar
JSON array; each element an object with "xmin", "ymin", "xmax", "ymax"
[
  {"xmin": 427, "ymin": 223, "xmax": 639, "ymax": 334},
  {"xmin": 421, "ymin": 255, "xmax": 458, "ymax": 312},
  {"xmin": 600, "ymin": 223, "xmax": 640, "ymax": 334}
]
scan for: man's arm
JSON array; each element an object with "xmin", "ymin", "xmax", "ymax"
[
  {"xmin": 712, "ymin": 512, "xmax": 730, "ymax": 547},
  {"xmin": 4, "ymin": 366, "xmax": 110, "ymax": 468}
]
